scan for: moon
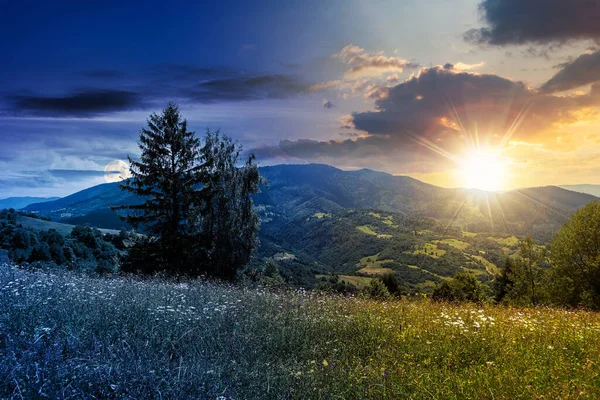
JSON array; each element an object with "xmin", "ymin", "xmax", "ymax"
[{"xmin": 104, "ymin": 160, "xmax": 131, "ymax": 183}]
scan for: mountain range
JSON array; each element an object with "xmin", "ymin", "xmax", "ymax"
[
  {"xmin": 0, "ymin": 197, "xmax": 60, "ymax": 210},
  {"xmin": 19, "ymin": 164, "xmax": 598, "ymax": 288}
]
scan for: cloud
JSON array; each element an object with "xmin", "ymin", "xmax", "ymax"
[
  {"xmin": 465, "ymin": 0, "xmax": 600, "ymax": 46},
  {"xmin": 308, "ymin": 45, "xmax": 419, "ymax": 99},
  {"xmin": 3, "ymin": 66, "xmax": 311, "ymax": 117},
  {"xmin": 541, "ymin": 49, "xmax": 600, "ymax": 93},
  {"xmin": 8, "ymin": 90, "xmax": 144, "ymax": 117},
  {"xmin": 270, "ymin": 66, "xmax": 600, "ymax": 174},
  {"xmin": 48, "ymin": 169, "xmax": 113, "ymax": 180},
  {"xmin": 452, "ymin": 62, "xmax": 486, "ymax": 71},
  {"xmin": 323, "ymin": 99, "xmax": 334, "ymax": 109},
  {"xmin": 335, "ymin": 44, "xmax": 419, "ymax": 78},
  {"xmin": 182, "ymin": 74, "xmax": 309, "ymax": 103}
]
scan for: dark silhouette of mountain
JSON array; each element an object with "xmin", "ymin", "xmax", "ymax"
[{"xmin": 0, "ymin": 197, "xmax": 60, "ymax": 210}]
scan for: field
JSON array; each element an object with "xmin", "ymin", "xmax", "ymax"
[
  {"xmin": 16, "ymin": 215, "xmax": 120, "ymax": 236},
  {"xmin": 356, "ymin": 254, "xmax": 394, "ymax": 275},
  {"xmin": 409, "ymin": 242, "xmax": 446, "ymax": 258},
  {"xmin": 2, "ymin": 263, "xmax": 600, "ymax": 399}
]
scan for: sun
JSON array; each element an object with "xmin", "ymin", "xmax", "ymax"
[
  {"xmin": 459, "ymin": 150, "xmax": 507, "ymax": 191},
  {"xmin": 104, "ymin": 160, "xmax": 131, "ymax": 183}
]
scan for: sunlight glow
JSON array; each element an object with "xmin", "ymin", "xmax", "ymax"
[{"xmin": 459, "ymin": 150, "xmax": 507, "ymax": 191}]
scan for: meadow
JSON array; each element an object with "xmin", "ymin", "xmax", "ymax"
[{"xmin": 1, "ymin": 263, "xmax": 599, "ymax": 399}]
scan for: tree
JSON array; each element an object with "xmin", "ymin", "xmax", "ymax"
[
  {"xmin": 549, "ymin": 201, "xmax": 600, "ymax": 309},
  {"xmin": 113, "ymin": 103, "xmax": 204, "ymax": 273},
  {"xmin": 114, "ymin": 104, "xmax": 264, "ymax": 279},
  {"xmin": 363, "ymin": 278, "xmax": 390, "ymax": 299},
  {"xmin": 432, "ymin": 271, "xmax": 487, "ymax": 303},
  {"xmin": 193, "ymin": 130, "xmax": 263, "ymax": 280},
  {"xmin": 508, "ymin": 236, "xmax": 547, "ymax": 306},
  {"xmin": 493, "ymin": 257, "xmax": 514, "ymax": 303}
]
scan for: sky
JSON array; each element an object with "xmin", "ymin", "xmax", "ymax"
[{"xmin": 2, "ymin": 0, "xmax": 600, "ymax": 197}]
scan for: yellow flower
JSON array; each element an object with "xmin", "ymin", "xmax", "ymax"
[{"xmin": 322, "ymin": 359, "xmax": 329, "ymax": 367}]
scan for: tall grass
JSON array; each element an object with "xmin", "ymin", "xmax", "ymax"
[{"xmin": 1, "ymin": 263, "xmax": 599, "ymax": 399}]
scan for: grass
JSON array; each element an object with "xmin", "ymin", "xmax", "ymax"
[
  {"xmin": 356, "ymin": 225, "xmax": 392, "ymax": 239},
  {"xmin": 487, "ymin": 235, "xmax": 519, "ymax": 247},
  {"xmin": 337, "ymin": 275, "xmax": 372, "ymax": 288},
  {"xmin": 312, "ymin": 212, "xmax": 331, "ymax": 219},
  {"xmin": 468, "ymin": 254, "xmax": 500, "ymax": 275},
  {"xmin": 16, "ymin": 215, "xmax": 120, "ymax": 236},
  {"xmin": 462, "ymin": 231, "xmax": 478, "ymax": 238},
  {"xmin": 2, "ymin": 264, "xmax": 600, "ymax": 399},
  {"xmin": 434, "ymin": 238, "xmax": 470, "ymax": 250},
  {"xmin": 409, "ymin": 243, "xmax": 446, "ymax": 258},
  {"xmin": 356, "ymin": 225, "xmax": 378, "ymax": 236},
  {"xmin": 356, "ymin": 254, "xmax": 394, "ymax": 276}
]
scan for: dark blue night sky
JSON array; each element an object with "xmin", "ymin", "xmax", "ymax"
[{"xmin": 2, "ymin": 0, "xmax": 600, "ymax": 196}]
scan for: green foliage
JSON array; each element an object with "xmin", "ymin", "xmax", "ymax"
[
  {"xmin": 362, "ymin": 278, "xmax": 390, "ymax": 299},
  {"xmin": 493, "ymin": 257, "xmax": 514, "ymax": 303},
  {"xmin": 380, "ymin": 272, "xmax": 403, "ymax": 295},
  {"xmin": 0, "ymin": 209, "xmax": 119, "ymax": 273},
  {"xmin": 505, "ymin": 236, "xmax": 547, "ymax": 306},
  {"xmin": 432, "ymin": 271, "xmax": 488, "ymax": 303},
  {"xmin": 114, "ymin": 104, "xmax": 263, "ymax": 279},
  {"xmin": 549, "ymin": 200, "xmax": 600, "ymax": 309}
]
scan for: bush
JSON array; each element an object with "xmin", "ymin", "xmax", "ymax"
[
  {"xmin": 363, "ymin": 278, "xmax": 390, "ymax": 299},
  {"xmin": 432, "ymin": 271, "xmax": 488, "ymax": 303}
]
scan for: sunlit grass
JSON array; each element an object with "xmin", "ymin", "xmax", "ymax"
[{"xmin": 1, "ymin": 264, "xmax": 599, "ymax": 399}]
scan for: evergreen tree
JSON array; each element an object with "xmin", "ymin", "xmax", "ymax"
[
  {"xmin": 493, "ymin": 257, "xmax": 514, "ymax": 303},
  {"xmin": 114, "ymin": 104, "xmax": 264, "ymax": 279},
  {"xmin": 113, "ymin": 103, "xmax": 204, "ymax": 273},
  {"xmin": 194, "ymin": 130, "xmax": 263, "ymax": 280}
]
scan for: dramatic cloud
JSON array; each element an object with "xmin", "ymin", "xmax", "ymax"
[
  {"xmin": 465, "ymin": 0, "xmax": 600, "ymax": 46},
  {"xmin": 275, "ymin": 66, "xmax": 600, "ymax": 174},
  {"xmin": 9, "ymin": 90, "xmax": 144, "ymax": 117},
  {"xmin": 541, "ymin": 50, "xmax": 600, "ymax": 93}
]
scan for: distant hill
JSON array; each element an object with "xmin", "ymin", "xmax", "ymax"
[
  {"xmin": 559, "ymin": 184, "xmax": 600, "ymax": 198},
  {"xmin": 0, "ymin": 197, "xmax": 60, "ymax": 210},
  {"xmin": 16, "ymin": 215, "xmax": 120, "ymax": 236}
]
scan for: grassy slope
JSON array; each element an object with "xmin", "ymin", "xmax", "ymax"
[
  {"xmin": 2, "ymin": 264, "xmax": 599, "ymax": 399},
  {"xmin": 16, "ymin": 215, "xmax": 120, "ymax": 236}
]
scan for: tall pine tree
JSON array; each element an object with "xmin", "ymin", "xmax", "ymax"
[
  {"xmin": 113, "ymin": 103, "xmax": 264, "ymax": 279},
  {"xmin": 113, "ymin": 103, "xmax": 204, "ymax": 273}
]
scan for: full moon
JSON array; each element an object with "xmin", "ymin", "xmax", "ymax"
[{"xmin": 104, "ymin": 160, "xmax": 131, "ymax": 183}]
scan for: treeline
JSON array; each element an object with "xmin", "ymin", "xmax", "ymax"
[
  {"xmin": 0, "ymin": 209, "xmax": 122, "ymax": 273},
  {"xmin": 433, "ymin": 200, "xmax": 600, "ymax": 309}
]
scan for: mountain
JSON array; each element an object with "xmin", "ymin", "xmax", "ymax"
[
  {"xmin": 24, "ymin": 164, "xmax": 596, "ymax": 238},
  {"xmin": 559, "ymin": 184, "xmax": 600, "ymax": 198},
  {"xmin": 0, "ymin": 197, "xmax": 60, "ymax": 210},
  {"xmin": 21, "ymin": 164, "xmax": 598, "ymax": 288}
]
